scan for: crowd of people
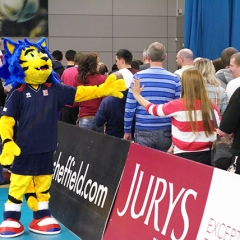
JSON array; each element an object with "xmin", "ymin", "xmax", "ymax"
[{"xmin": 1, "ymin": 40, "xmax": 240, "ymax": 174}]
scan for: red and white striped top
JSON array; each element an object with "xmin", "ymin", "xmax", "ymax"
[{"xmin": 146, "ymin": 99, "xmax": 220, "ymax": 154}]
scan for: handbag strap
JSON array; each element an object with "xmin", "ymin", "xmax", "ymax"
[{"xmin": 210, "ymin": 103, "xmax": 218, "ymax": 128}]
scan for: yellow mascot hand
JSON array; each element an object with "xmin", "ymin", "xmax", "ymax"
[
  {"xmin": 98, "ymin": 74, "xmax": 126, "ymax": 98},
  {"xmin": 0, "ymin": 140, "xmax": 21, "ymax": 166},
  {"xmin": 74, "ymin": 74, "xmax": 127, "ymax": 102},
  {"xmin": 0, "ymin": 116, "xmax": 20, "ymax": 166}
]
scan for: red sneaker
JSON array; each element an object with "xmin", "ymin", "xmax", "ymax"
[
  {"xmin": 28, "ymin": 216, "xmax": 61, "ymax": 235},
  {"xmin": 0, "ymin": 218, "xmax": 24, "ymax": 238}
]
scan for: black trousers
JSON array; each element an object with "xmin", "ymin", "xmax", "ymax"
[
  {"xmin": 61, "ymin": 106, "xmax": 79, "ymax": 125},
  {"xmin": 175, "ymin": 150, "xmax": 211, "ymax": 166}
]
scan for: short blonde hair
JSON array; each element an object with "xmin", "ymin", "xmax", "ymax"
[{"xmin": 193, "ymin": 58, "xmax": 220, "ymax": 86}]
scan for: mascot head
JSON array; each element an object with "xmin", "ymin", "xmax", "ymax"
[{"xmin": 0, "ymin": 37, "xmax": 59, "ymax": 87}]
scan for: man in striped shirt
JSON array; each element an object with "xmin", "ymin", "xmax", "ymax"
[{"xmin": 123, "ymin": 42, "xmax": 181, "ymax": 152}]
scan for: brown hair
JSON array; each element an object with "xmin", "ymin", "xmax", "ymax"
[
  {"xmin": 221, "ymin": 47, "xmax": 238, "ymax": 67},
  {"xmin": 181, "ymin": 69, "xmax": 213, "ymax": 136},
  {"xmin": 98, "ymin": 63, "xmax": 109, "ymax": 75},
  {"xmin": 74, "ymin": 52, "xmax": 83, "ymax": 65},
  {"xmin": 77, "ymin": 52, "xmax": 99, "ymax": 84},
  {"xmin": 212, "ymin": 57, "xmax": 224, "ymax": 72}
]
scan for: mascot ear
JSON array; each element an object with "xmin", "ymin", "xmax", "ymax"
[
  {"xmin": 37, "ymin": 37, "xmax": 47, "ymax": 48},
  {"xmin": 4, "ymin": 38, "xmax": 18, "ymax": 55}
]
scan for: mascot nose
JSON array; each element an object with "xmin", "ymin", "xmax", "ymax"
[{"xmin": 41, "ymin": 56, "xmax": 49, "ymax": 61}]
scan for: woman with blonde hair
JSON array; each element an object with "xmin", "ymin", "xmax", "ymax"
[
  {"xmin": 132, "ymin": 69, "xmax": 220, "ymax": 165},
  {"xmin": 194, "ymin": 58, "xmax": 228, "ymax": 116}
]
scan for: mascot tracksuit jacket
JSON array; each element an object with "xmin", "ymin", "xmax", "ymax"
[{"xmin": 3, "ymin": 81, "xmax": 76, "ymax": 175}]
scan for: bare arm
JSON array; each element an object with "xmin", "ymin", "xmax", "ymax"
[{"xmin": 131, "ymin": 78, "xmax": 150, "ymax": 108}]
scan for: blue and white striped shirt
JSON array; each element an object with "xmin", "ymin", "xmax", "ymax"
[{"xmin": 124, "ymin": 67, "xmax": 181, "ymax": 132}]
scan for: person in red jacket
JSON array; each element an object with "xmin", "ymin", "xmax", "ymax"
[{"xmin": 77, "ymin": 52, "xmax": 106, "ymax": 132}]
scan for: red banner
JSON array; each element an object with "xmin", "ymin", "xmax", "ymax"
[{"xmin": 104, "ymin": 143, "xmax": 214, "ymax": 240}]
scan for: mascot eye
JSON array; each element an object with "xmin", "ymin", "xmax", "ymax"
[
  {"xmin": 26, "ymin": 51, "xmax": 36, "ymax": 59},
  {"xmin": 40, "ymin": 48, "xmax": 49, "ymax": 58}
]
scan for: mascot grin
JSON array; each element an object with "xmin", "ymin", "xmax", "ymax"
[
  {"xmin": 0, "ymin": 38, "xmax": 126, "ymax": 238},
  {"xmin": 20, "ymin": 47, "xmax": 52, "ymax": 85}
]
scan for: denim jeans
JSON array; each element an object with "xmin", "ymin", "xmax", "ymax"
[
  {"xmin": 134, "ymin": 128, "xmax": 172, "ymax": 152},
  {"xmin": 79, "ymin": 118, "xmax": 104, "ymax": 133}
]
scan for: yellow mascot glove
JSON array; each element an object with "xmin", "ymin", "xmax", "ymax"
[
  {"xmin": 74, "ymin": 74, "xmax": 127, "ymax": 102},
  {"xmin": 0, "ymin": 116, "xmax": 21, "ymax": 166},
  {"xmin": 97, "ymin": 74, "xmax": 127, "ymax": 98},
  {"xmin": 0, "ymin": 140, "xmax": 21, "ymax": 166}
]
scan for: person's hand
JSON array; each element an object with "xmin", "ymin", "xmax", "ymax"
[
  {"xmin": 123, "ymin": 133, "xmax": 132, "ymax": 141},
  {"xmin": 167, "ymin": 144, "xmax": 174, "ymax": 154},
  {"xmin": 132, "ymin": 78, "xmax": 144, "ymax": 97},
  {"xmin": 218, "ymin": 129, "xmax": 233, "ymax": 144}
]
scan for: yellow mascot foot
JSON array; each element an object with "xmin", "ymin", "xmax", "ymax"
[
  {"xmin": 0, "ymin": 218, "xmax": 24, "ymax": 238},
  {"xmin": 28, "ymin": 216, "xmax": 61, "ymax": 235}
]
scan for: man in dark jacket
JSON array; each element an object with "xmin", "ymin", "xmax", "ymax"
[
  {"xmin": 52, "ymin": 50, "xmax": 65, "ymax": 78},
  {"xmin": 94, "ymin": 72, "xmax": 134, "ymax": 138},
  {"xmin": 219, "ymin": 87, "xmax": 240, "ymax": 174}
]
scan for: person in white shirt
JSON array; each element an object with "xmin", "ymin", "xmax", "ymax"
[
  {"xmin": 174, "ymin": 48, "xmax": 194, "ymax": 79},
  {"xmin": 226, "ymin": 52, "xmax": 240, "ymax": 99},
  {"xmin": 115, "ymin": 49, "xmax": 139, "ymax": 88}
]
